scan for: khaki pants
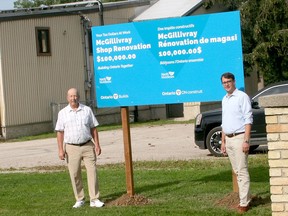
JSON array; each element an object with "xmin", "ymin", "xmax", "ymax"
[
  {"xmin": 65, "ymin": 141, "xmax": 100, "ymax": 202},
  {"xmin": 225, "ymin": 133, "xmax": 251, "ymax": 207}
]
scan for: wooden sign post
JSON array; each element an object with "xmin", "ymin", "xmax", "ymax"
[
  {"xmin": 121, "ymin": 106, "xmax": 135, "ymax": 196},
  {"xmin": 232, "ymin": 171, "xmax": 239, "ymax": 193}
]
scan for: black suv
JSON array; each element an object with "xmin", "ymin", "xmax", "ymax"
[{"xmin": 194, "ymin": 81, "xmax": 288, "ymax": 157}]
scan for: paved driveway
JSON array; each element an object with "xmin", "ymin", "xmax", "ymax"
[
  {"xmin": 0, "ymin": 123, "xmax": 267, "ymax": 169},
  {"xmin": 0, "ymin": 124, "xmax": 212, "ymax": 169}
]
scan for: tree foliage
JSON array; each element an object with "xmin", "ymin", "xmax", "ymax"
[
  {"xmin": 242, "ymin": 0, "xmax": 288, "ymax": 84},
  {"xmin": 13, "ymin": 0, "xmax": 120, "ymax": 8},
  {"xmin": 204, "ymin": 0, "xmax": 288, "ymax": 85},
  {"xmin": 14, "ymin": 0, "xmax": 75, "ymax": 8}
]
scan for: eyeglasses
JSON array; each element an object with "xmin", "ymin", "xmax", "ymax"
[{"xmin": 222, "ymin": 80, "xmax": 233, "ymax": 85}]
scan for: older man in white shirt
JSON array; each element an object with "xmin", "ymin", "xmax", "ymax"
[{"xmin": 55, "ymin": 88, "xmax": 104, "ymax": 209}]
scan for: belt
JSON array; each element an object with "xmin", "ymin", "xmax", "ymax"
[
  {"xmin": 226, "ymin": 132, "xmax": 244, "ymax": 138},
  {"xmin": 67, "ymin": 140, "xmax": 91, "ymax": 146}
]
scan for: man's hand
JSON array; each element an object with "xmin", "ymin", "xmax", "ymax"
[
  {"xmin": 242, "ymin": 142, "xmax": 250, "ymax": 154},
  {"xmin": 221, "ymin": 141, "xmax": 227, "ymax": 156},
  {"xmin": 58, "ymin": 149, "xmax": 65, "ymax": 160},
  {"xmin": 95, "ymin": 146, "xmax": 101, "ymax": 156}
]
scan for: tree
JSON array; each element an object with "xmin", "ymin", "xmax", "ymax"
[
  {"xmin": 14, "ymin": 0, "xmax": 77, "ymax": 8},
  {"xmin": 13, "ymin": 0, "xmax": 121, "ymax": 8},
  {"xmin": 242, "ymin": 0, "xmax": 288, "ymax": 84},
  {"xmin": 204, "ymin": 0, "xmax": 288, "ymax": 85}
]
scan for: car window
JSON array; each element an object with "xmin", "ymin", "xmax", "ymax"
[{"xmin": 252, "ymin": 84, "xmax": 288, "ymax": 103}]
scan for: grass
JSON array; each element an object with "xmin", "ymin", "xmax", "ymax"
[
  {"xmin": 0, "ymin": 154, "xmax": 271, "ymax": 216},
  {"xmin": 3, "ymin": 119, "xmax": 194, "ymax": 142}
]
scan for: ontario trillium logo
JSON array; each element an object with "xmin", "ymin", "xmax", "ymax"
[
  {"xmin": 176, "ymin": 89, "xmax": 182, "ymax": 95},
  {"xmin": 99, "ymin": 76, "xmax": 112, "ymax": 84},
  {"xmin": 161, "ymin": 71, "xmax": 175, "ymax": 79},
  {"xmin": 113, "ymin": 94, "xmax": 119, "ymax": 99}
]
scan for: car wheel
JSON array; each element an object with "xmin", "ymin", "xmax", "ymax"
[{"xmin": 206, "ymin": 126, "xmax": 223, "ymax": 157}]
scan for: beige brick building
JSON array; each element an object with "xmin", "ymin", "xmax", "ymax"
[{"xmin": 259, "ymin": 93, "xmax": 288, "ymax": 216}]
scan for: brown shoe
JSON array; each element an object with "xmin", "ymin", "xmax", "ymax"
[{"xmin": 237, "ymin": 205, "xmax": 249, "ymax": 213}]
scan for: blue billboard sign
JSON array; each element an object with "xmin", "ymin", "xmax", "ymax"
[{"xmin": 92, "ymin": 11, "xmax": 244, "ymax": 108}]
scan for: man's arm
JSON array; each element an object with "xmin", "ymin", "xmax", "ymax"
[
  {"xmin": 91, "ymin": 127, "xmax": 101, "ymax": 156},
  {"xmin": 243, "ymin": 124, "xmax": 252, "ymax": 154},
  {"xmin": 221, "ymin": 130, "xmax": 227, "ymax": 156},
  {"xmin": 57, "ymin": 131, "xmax": 65, "ymax": 160},
  {"xmin": 242, "ymin": 93, "xmax": 253, "ymax": 154}
]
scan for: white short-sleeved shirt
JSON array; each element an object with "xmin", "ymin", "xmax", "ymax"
[
  {"xmin": 221, "ymin": 89, "xmax": 253, "ymax": 134},
  {"xmin": 55, "ymin": 103, "xmax": 99, "ymax": 144}
]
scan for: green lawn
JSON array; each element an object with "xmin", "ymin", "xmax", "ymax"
[{"xmin": 0, "ymin": 154, "xmax": 270, "ymax": 216}]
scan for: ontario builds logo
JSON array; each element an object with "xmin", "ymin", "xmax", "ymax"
[
  {"xmin": 161, "ymin": 71, "xmax": 175, "ymax": 79},
  {"xmin": 162, "ymin": 89, "xmax": 203, "ymax": 96},
  {"xmin": 100, "ymin": 93, "xmax": 129, "ymax": 100},
  {"xmin": 99, "ymin": 76, "xmax": 112, "ymax": 84}
]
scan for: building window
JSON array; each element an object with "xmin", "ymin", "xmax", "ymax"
[{"xmin": 35, "ymin": 27, "xmax": 51, "ymax": 56}]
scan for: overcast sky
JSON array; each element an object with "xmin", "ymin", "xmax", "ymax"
[{"xmin": 0, "ymin": 0, "xmax": 15, "ymax": 10}]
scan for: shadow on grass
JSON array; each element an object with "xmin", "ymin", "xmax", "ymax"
[
  {"xmin": 193, "ymin": 165, "xmax": 271, "ymax": 208},
  {"xmin": 250, "ymin": 194, "xmax": 271, "ymax": 208},
  {"xmin": 193, "ymin": 165, "xmax": 269, "ymax": 183},
  {"xmin": 216, "ymin": 191, "xmax": 271, "ymax": 210},
  {"xmin": 103, "ymin": 180, "xmax": 181, "ymax": 202}
]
